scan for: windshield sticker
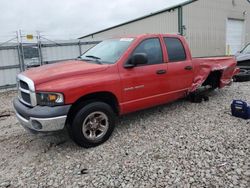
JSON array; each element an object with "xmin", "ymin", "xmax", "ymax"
[{"xmin": 120, "ymin": 38, "xmax": 134, "ymax": 42}]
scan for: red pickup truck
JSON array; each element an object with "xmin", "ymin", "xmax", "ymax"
[{"xmin": 14, "ymin": 34, "xmax": 239, "ymax": 147}]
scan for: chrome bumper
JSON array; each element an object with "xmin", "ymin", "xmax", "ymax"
[
  {"xmin": 13, "ymin": 97, "xmax": 71, "ymax": 133},
  {"xmin": 15, "ymin": 111, "xmax": 67, "ymax": 132}
]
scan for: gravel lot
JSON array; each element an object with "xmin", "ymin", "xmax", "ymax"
[{"xmin": 0, "ymin": 82, "xmax": 249, "ymax": 188}]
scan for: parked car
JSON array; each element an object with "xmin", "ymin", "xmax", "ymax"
[
  {"xmin": 13, "ymin": 34, "xmax": 239, "ymax": 148},
  {"xmin": 236, "ymin": 43, "xmax": 250, "ymax": 65},
  {"xmin": 234, "ymin": 43, "xmax": 250, "ymax": 82}
]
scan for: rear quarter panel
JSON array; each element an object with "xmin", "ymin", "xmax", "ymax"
[{"xmin": 190, "ymin": 56, "xmax": 238, "ymax": 92}]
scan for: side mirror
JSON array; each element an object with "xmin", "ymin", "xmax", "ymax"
[{"xmin": 124, "ymin": 53, "xmax": 148, "ymax": 68}]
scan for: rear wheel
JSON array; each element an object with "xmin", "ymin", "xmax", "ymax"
[{"xmin": 69, "ymin": 102, "xmax": 116, "ymax": 148}]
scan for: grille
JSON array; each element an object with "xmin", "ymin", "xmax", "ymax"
[
  {"xmin": 20, "ymin": 91, "xmax": 31, "ymax": 104},
  {"xmin": 17, "ymin": 74, "xmax": 36, "ymax": 107},
  {"xmin": 20, "ymin": 80, "xmax": 29, "ymax": 90},
  {"xmin": 18, "ymin": 79, "xmax": 31, "ymax": 106}
]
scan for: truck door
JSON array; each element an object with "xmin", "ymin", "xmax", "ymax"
[
  {"xmin": 119, "ymin": 38, "xmax": 168, "ymax": 113},
  {"xmin": 163, "ymin": 37, "xmax": 194, "ymax": 93}
]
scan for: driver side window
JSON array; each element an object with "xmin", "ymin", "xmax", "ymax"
[{"xmin": 133, "ymin": 38, "xmax": 163, "ymax": 65}]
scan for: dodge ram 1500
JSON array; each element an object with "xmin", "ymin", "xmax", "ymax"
[{"xmin": 13, "ymin": 34, "xmax": 239, "ymax": 147}]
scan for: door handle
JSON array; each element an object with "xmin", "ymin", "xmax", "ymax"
[
  {"xmin": 156, "ymin": 70, "xmax": 167, "ymax": 75},
  {"xmin": 184, "ymin": 66, "xmax": 193, "ymax": 70}
]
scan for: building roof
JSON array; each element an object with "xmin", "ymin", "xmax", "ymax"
[{"xmin": 79, "ymin": 0, "xmax": 198, "ymax": 39}]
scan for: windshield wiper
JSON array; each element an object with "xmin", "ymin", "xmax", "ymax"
[
  {"xmin": 82, "ymin": 55, "xmax": 103, "ymax": 64},
  {"xmin": 86, "ymin": 55, "xmax": 101, "ymax": 60}
]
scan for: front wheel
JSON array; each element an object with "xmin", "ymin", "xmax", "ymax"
[{"xmin": 69, "ymin": 102, "xmax": 116, "ymax": 148}]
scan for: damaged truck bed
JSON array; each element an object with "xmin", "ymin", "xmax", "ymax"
[{"xmin": 191, "ymin": 56, "xmax": 239, "ymax": 92}]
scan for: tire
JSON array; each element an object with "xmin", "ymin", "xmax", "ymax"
[
  {"xmin": 69, "ymin": 102, "xmax": 116, "ymax": 148},
  {"xmin": 234, "ymin": 69, "xmax": 250, "ymax": 82}
]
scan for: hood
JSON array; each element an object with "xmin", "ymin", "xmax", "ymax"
[
  {"xmin": 23, "ymin": 60, "xmax": 109, "ymax": 85},
  {"xmin": 236, "ymin": 53, "xmax": 250, "ymax": 62}
]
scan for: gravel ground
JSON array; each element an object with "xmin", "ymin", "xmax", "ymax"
[{"xmin": 0, "ymin": 82, "xmax": 249, "ymax": 188}]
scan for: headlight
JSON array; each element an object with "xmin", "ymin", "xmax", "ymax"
[{"xmin": 36, "ymin": 92, "xmax": 64, "ymax": 106}]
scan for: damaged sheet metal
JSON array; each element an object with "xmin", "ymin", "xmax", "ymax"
[{"xmin": 189, "ymin": 56, "xmax": 239, "ymax": 92}]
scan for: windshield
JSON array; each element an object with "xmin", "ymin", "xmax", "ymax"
[
  {"xmin": 242, "ymin": 44, "xmax": 250, "ymax": 54},
  {"xmin": 80, "ymin": 38, "xmax": 134, "ymax": 64}
]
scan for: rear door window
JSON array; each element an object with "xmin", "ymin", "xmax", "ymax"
[{"xmin": 164, "ymin": 37, "xmax": 186, "ymax": 62}]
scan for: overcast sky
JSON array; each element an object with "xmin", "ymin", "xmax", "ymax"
[{"xmin": 0, "ymin": 0, "xmax": 186, "ymax": 41}]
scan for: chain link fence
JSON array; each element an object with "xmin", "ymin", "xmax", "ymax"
[{"xmin": 0, "ymin": 32, "xmax": 100, "ymax": 89}]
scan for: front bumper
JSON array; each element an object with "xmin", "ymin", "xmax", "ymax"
[{"xmin": 13, "ymin": 98, "xmax": 71, "ymax": 133}]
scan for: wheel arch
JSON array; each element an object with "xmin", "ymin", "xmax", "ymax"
[
  {"xmin": 202, "ymin": 70, "xmax": 222, "ymax": 89},
  {"xmin": 66, "ymin": 91, "xmax": 120, "ymax": 125}
]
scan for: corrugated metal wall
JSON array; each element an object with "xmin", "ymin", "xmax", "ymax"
[
  {"xmin": 0, "ymin": 47, "xmax": 20, "ymax": 88},
  {"xmin": 41, "ymin": 45, "xmax": 81, "ymax": 62},
  {"xmin": 82, "ymin": 10, "xmax": 179, "ymax": 41},
  {"xmin": 81, "ymin": 0, "xmax": 250, "ymax": 57},
  {"xmin": 41, "ymin": 42, "xmax": 96, "ymax": 63},
  {"xmin": 183, "ymin": 0, "xmax": 250, "ymax": 57}
]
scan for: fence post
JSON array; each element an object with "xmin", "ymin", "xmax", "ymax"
[
  {"xmin": 78, "ymin": 40, "xmax": 82, "ymax": 56},
  {"xmin": 16, "ymin": 31, "xmax": 22, "ymax": 72},
  {"xmin": 37, "ymin": 31, "xmax": 43, "ymax": 66},
  {"xmin": 17, "ymin": 44, "xmax": 23, "ymax": 72},
  {"xmin": 16, "ymin": 30, "xmax": 25, "ymax": 72},
  {"xmin": 20, "ymin": 43, "xmax": 25, "ymax": 71},
  {"xmin": 20, "ymin": 30, "xmax": 26, "ymax": 71}
]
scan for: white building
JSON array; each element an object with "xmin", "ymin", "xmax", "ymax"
[{"xmin": 80, "ymin": 0, "xmax": 250, "ymax": 57}]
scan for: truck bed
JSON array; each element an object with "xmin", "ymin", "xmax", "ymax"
[{"xmin": 190, "ymin": 56, "xmax": 238, "ymax": 92}]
